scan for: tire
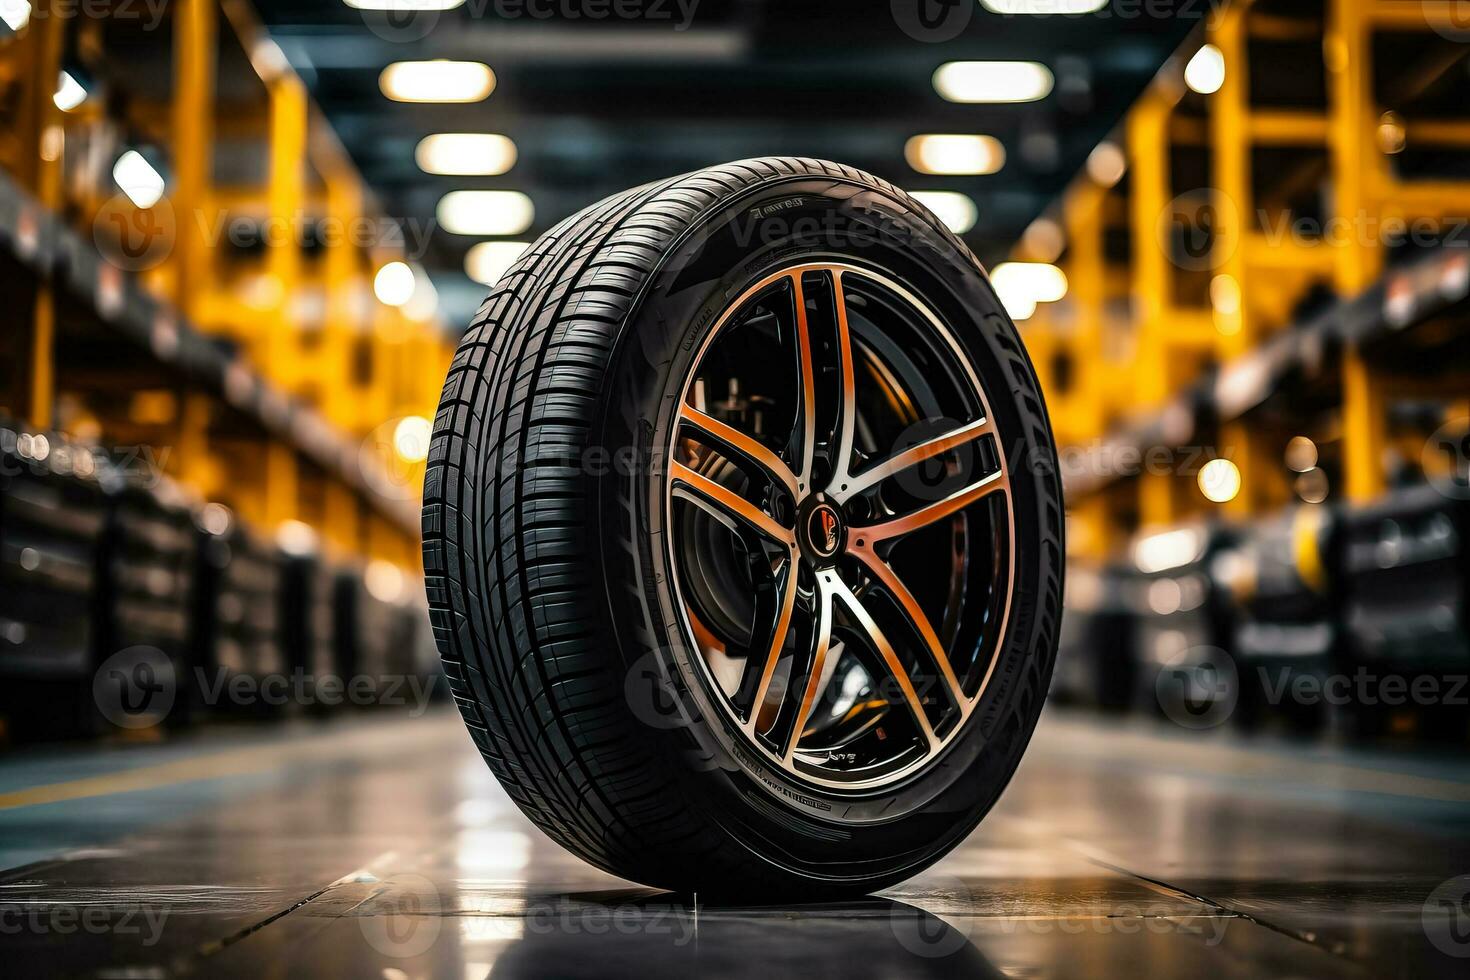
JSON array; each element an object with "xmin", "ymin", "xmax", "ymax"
[{"xmin": 423, "ymin": 157, "xmax": 1063, "ymax": 899}]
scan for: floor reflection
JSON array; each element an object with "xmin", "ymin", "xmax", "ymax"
[
  {"xmin": 475, "ymin": 894, "xmax": 1001, "ymax": 980},
  {"xmin": 2, "ymin": 709, "xmax": 1468, "ymax": 977}
]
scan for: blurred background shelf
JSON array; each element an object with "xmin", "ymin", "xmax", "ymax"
[
  {"xmin": 1025, "ymin": 0, "xmax": 1470, "ymax": 743},
  {"xmin": 0, "ymin": 0, "xmax": 1467, "ymax": 748},
  {"xmin": 0, "ymin": 4, "xmax": 1467, "ymax": 976}
]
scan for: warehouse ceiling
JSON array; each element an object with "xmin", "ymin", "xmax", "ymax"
[{"xmin": 251, "ymin": 0, "xmax": 1196, "ymax": 330}]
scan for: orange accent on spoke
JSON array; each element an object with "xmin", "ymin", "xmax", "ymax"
[
  {"xmin": 783, "ymin": 576, "xmax": 833, "ymax": 760},
  {"xmin": 829, "ymin": 578, "xmax": 938, "ymax": 749},
  {"xmin": 678, "ymin": 404, "xmax": 799, "ymax": 498},
  {"xmin": 836, "ymin": 416, "xmax": 995, "ymax": 503},
  {"xmin": 744, "ymin": 561, "xmax": 798, "ymax": 733},
  {"xmin": 670, "ymin": 461, "xmax": 794, "ymax": 545},
  {"xmin": 848, "ymin": 544, "xmax": 964, "ymax": 707},
  {"xmin": 857, "ymin": 468, "xmax": 1007, "ymax": 543},
  {"xmin": 830, "ymin": 270, "xmax": 857, "ymax": 484},
  {"xmin": 792, "ymin": 271, "xmax": 817, "ymax": 490}
]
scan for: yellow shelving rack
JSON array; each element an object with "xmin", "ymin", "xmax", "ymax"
[
  {"xmin": 1016, "ymin": 0, "xmax": 1470, "ymax": 561},
  {"xmin": 0, "ymin": 0, "xmax": 453, "ymax": 575}
]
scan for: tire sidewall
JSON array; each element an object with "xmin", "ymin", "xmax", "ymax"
[{"xmin": 597, "ymin": 173, "xmax": 1063, "ymax": 885}]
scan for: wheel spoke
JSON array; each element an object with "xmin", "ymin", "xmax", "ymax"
[
  {"xmin": 829, "ymin": 270, "xmax": 857, "ymax": 487},
  {"xmin": 678, "ymin": 405, "xmax": 800, "ymax": 499},
  {"xmin": 670, "ymin": 461, "xmax": 795, "ymax": 546},
  {"xmin": 833, "ymin": 416, "xmax": 995, "ymax": 505},
  {"xmin": 847, "ymin": 546, "xmax": 964, "ymax": 709},
  {"xmin": 781, "ymin": 573, "xmax": 834, "ymax": 760},
  {"xmin": 828, "ymin": 577, "xmax": 938, "ymax": 750},
  {"xmin": 792, "ymin": 271, "xmax": 817, "ymax": 491},
  {"xmin": 739, "ymin": 558, "xmax": 798, "ymax": 728},
  {"xmin": 791, "ymin": 268, "xmax": 857, "ymax": 491},
  {"xmin": 854, "ymin": 467, "xmax": 1008, "ymax": 544}
]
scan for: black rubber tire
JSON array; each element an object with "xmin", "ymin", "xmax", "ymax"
[{"xmin": 422, "ymin": 157, "xmax": 1064, "ymax": 899}]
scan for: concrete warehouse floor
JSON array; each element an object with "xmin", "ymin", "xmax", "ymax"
[{"xmin": 1, "ymin": 708, "xmax": 1467, "ymax": 978}]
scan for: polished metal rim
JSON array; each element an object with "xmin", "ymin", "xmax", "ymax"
[{"xmin": 664, "ymin": 262, "xmax": 1015, "ymax": 791}]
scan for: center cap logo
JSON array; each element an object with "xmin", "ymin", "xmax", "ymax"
[{"xmin": 808, "ymin": 503, "xmax": 842, "ymax": 557}]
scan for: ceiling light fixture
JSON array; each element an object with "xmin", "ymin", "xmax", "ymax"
[
  {"xmin": 416, "ymin": 133, "xmax": 517, "ymax": 176},
  {"xmin": 904, "ymin": 134, "xmax": 1005, "ymax": 176},
  {"xmin": 1085, "ymin": 142, "xmax": 1126, "ymax": 187},
  {"xmin": 0, "ymin": 0, "xmax": 30, "ymax": 32},
  {"xmin": 933, "ymin": 61, "xmax": 1054, "ymax": 104},
  {"xmin": 980, "ymin": 0, "xmax": 1107, "ymax": 12},
  {"xmin": 380, "ymin": 60, "xmax": 494, "ymax": 103},
  {"xmin": 347, "ymin": 0, "xmax": 464, "ymax": 9},
  {"xmin": 438, "ymin": 190, "xmax": 534, "ymax": 236},
  {"xmin": 1184, "ymin": 44, "xmax": 1226, "ymax": 96},
  {"xmin": 374, "ymin": 261, "xmax": 417, "ymax": 307},
  {"xmin": 909, "ymin": 191, "xmax": 978, "ymax": 235},
  {"xmin": 465, "ymin": 241, "xmax": 529, "ymax": 285},
  {"xmin": 113, "ymin": 150, "xmax": 166, "ymax": 208},
  {"xmin": 991, "ymin": 262, "xmax": 1067, "ymax": 321},
  {"xmin": 1198, "ymin": 458, "xmax": 1242, "ymax": 504},
  {"xmin": 53, "ymin": 71, "xmax": 86, "ymax": 111}
]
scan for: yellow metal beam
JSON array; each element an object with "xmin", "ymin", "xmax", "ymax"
[
  {"xmin": 1247, "ymin": 112, "xmax": 1329, "ymax": 145},
  {"xmin": 173, "ymin": 392, "xmax": 217, "ymax": 499},
  {"xmin": 1342, "ymin": 344, "xmax": 1386, "ymax": 503},
  {"xmin": 1127, "ymin": 92, "xmax": 1175, "ymax": 407},
  {"xmin": 18, "ymin": 3, "xmax": 66, "ymax": 430},
  {"xmin": 322, "ymin": 176, "xmax": 365, "ymax": 432},
  {"xmin": 1328, "ymin": 0, "xmax": 1387, "ymax": 506},
  {"xmin": 1369, "ymin": 1, "xmax": 1470, "ymax": 29},
  {"xmin": 170, "ymin": 0, "xmax": 217, "ymax": 320},
  {"xmin": 264, "ymin": 72, "xmax": 308, "ymax": 386},
  {"xmin": 1128, "ymin": 89, "xmax": 1183, "ymax": 529},
  {"xmin": 265, "ymin": 440, "xmax": 298, "ymax": 526},
  {"xmin": 1211, "ymin": 5, "xmax": 1252, "ymax": 359},
  {"xmin": 1406, "ymin": 120, "xmax": 1470, "ymax": 147},
  {"xmin": 1064, "ymin": 184, "xmax": 1108, "ymax": 443},
  {"xmin": 1326, "ymin": 0, "xmax": 1382, "ymax": 296}
]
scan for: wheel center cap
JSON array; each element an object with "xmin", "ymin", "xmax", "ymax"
[{"xmin": 801, "ymin": 500, "xmax": 845, "ymax": 562}]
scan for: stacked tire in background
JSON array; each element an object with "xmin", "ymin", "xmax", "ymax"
[
  {"xmin": 99, "ymin": 474, "xmax": 198, "ymax": 727},
  {"xmin": 0, "ymin": 417, "xmax": 438, "ymax": 742},
  {"xmin": 1336, "ymin": 486, "xmax": 1469, "ymax": 740},
  {"xmin": 1059, "ymin": 487, "xmax": 1470, "ymax": 742},
  {"xmin": 0, "ymin": 425, "xmax": 108, "ymax": 739},
  {"xmin": 1226, "ymin": 507, "xmax": 1336, "ymax": 735},
  {"xmin": 193, "ymin": 516, "xmax": 290, "ymax": 719}
]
